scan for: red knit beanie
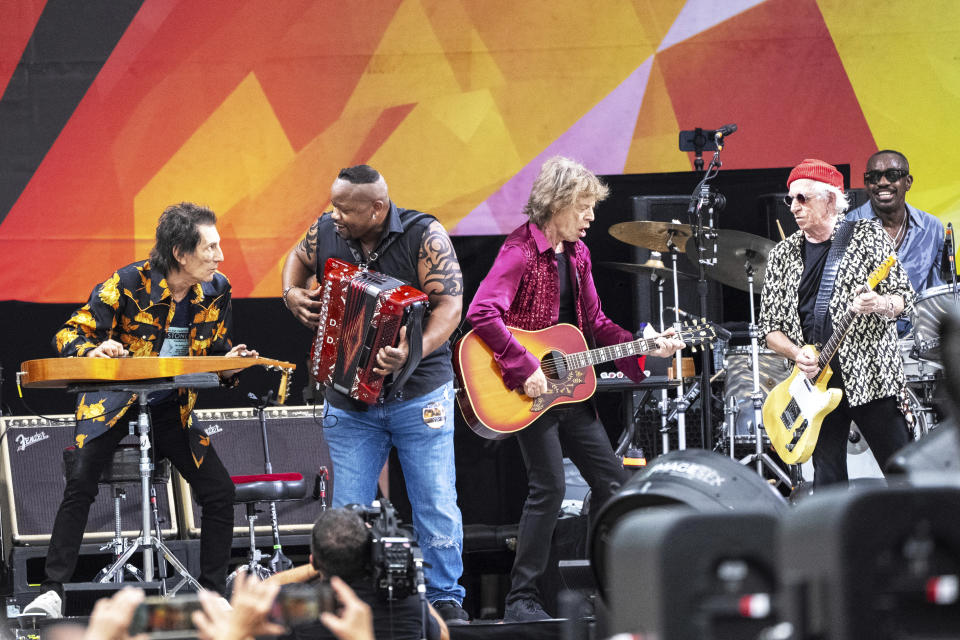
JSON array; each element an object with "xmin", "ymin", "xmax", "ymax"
[{"xmin": 787, "ymin": 159, "xmax": 844, "ymax": 190}]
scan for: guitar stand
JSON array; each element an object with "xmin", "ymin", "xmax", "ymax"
[
  {"xmin": 72, "ymin": 374, "xmax": 221, "ymax": 595},
  {"xmin": 735, "ymin": 263, "xmax": 795, "ymax": 489}
]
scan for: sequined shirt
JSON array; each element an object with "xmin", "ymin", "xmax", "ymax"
[{"xmin": 467, "ymin": 222, "xmax": 644, "ymax": 390}]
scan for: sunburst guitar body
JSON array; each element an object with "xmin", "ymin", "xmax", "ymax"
[{"xmin": 453, "ymin": 322, "xmax": 715, "ymax": 440}]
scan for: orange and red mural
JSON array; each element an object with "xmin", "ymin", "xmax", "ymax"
[{"xmin": 2, "ymin": 0, "xmax": 958, "ymax": 302}]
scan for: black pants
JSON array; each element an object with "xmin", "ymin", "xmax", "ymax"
[
  {"xmin": 43, "ymin": 401, "xmax": 235, "ymax": 595},
  {"xmin": 813, "ymin": 389, "xmax": 910, "ymax": 487},
  {"xmin": 506, "ymin": 402, "xmax": 627, "ymax": 606}
]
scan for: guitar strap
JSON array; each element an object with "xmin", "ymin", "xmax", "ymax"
[
  {"xmin": 569, "ymin": 247, "xmax": 595, "ymax": 349},
  {"xmin": 812, "ymin": 220, "xmax": 855, "ymax": 345}
]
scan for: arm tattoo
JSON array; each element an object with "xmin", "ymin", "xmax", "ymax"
[
  {"xmin": 419, "ymin": 223, "xmax": 463, "ymax": 297},
  {"xmin": 297, "ymin": 221, "xmax": 319, "ymax": 265}
]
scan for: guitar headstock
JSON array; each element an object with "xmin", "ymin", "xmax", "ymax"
[
  {"xmin": 676, "ymin": 320, "xmax": 718, "ymax": 353},
  {"xmin": 868, "ymin": 254, "xmax": 897, "ymax": 289}
]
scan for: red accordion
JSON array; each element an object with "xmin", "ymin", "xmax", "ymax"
[{"xmin": 311, "ymin": 258, "xmax": 429, "ymax": 404}]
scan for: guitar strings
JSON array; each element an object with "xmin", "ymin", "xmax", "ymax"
[
  {"xmin": 536, "ymin": 329, "xmax": 705, "ymax": 377},
  {"xmin": 538, "ymin": 337, "xmax": 658, "ymax": 377}
]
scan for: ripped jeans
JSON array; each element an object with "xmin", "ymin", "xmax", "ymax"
[{"xmin": 324, "ymin": 381, "xmax": 465, "ymax": 603}]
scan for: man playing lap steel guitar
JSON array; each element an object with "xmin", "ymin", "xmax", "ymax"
[
  {"xmin": 23, "ymin": 203, "xmax": 256, "ymax": 619},
  {"xmin": 759, "ymin": 159, "xmax": 913, "ymax": 486},
  {"xmin": 465, "ymin": 157, "xmax": 685, "ymax": 622}
]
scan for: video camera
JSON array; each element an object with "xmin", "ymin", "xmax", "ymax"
[{"xmin": 346, "ymin": 499, "xmax": 424, "ymax": 601}]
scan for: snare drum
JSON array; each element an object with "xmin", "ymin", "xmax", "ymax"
[
  {"xmin": 722, "ymin": 345, "xmax": 792, "ymax": 404},
  {"xmin": 911, "ymin": 283, "xmax": 960, "ymax": 360}
]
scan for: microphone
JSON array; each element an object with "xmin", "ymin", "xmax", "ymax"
[
  {"xmin": 666, "ymin": 305, "xmax": 692, "ymax": 319},
  {"xmin": 714, "ymin": 123, "xmax": 738, "ymax": 139}
]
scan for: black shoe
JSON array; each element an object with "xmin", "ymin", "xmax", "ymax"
[
  {"xmin": 433, "ymin": 600, "xmax": 470, "ymax": 625},
  {"xmin": 504, "ymin": 598, "xmax": 551, "ymax": 622}
]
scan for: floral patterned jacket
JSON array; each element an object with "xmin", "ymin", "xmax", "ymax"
[
  {"xmin": 758, "ymin": 219, "xmax": 914, "ymax": 407},
  {"xmin": 53, "ymin": 260, "xmax": 234, "ymax": 466}
]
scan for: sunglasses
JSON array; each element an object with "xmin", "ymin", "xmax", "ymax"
[
  {"xmin": 782, "ymin": 193, "xmax": 821, "ymax": 207},
  {"xmin": 864, "ymin": 169, "xmax": 908, "ymax": 184}
]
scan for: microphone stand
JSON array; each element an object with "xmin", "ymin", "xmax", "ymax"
[{"xmin": 685, "ymin": 142, "xmax": 724, "ymax": 450}]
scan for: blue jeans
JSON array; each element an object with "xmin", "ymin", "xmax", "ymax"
[{"xmin": 324, "ymin": 381, "xmax": 465, "ymax": 603}]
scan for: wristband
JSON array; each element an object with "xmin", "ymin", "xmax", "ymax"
[{"xmin": 282, "ymin": 285, "xmax": 295, "ymax": 308}]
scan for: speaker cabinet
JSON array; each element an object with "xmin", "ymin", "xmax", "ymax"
[
  {"xmin": 0, "ymin": 415, "xmax": 178, "ymax": 545},
  {"xmin": 607, "ymin": 508, "xmax": 779, "ymax": 640},
  {"xmin": 177, "ymin": 406, "xmax": 332, "ymax": 537},
  {"xmin": 778, "ymin": 486, "xmax": 960, "ymax": 640}
]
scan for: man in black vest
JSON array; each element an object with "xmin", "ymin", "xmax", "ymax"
[{"xmin": 281, "ymin": 165, "xmax": 468, "ymax": 624}]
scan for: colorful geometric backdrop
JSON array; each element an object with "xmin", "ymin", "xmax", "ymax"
[{"xmin": 2, "ymin": 0, "xmax": 959, "ymax": 302}]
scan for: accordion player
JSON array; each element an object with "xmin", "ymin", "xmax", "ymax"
[{"xmin": 311, "ymin": 257, "xmax": 429, "ymax": 404}]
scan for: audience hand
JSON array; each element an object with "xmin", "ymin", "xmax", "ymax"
[
  {"xmin": 319, "ymin": 576, "xmax": 374, "ymax": 640},
  {"xmin": 83, "ymin": 587, "xmax": 146, "ymax": 640},
  {"xmin": 191, "ymin": 569, "xmax": 285, "ymax": 640}
]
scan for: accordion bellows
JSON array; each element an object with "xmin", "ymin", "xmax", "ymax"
[{"xmin": 311, "ymin": 258, "xmax": 428, "ymax": 404}]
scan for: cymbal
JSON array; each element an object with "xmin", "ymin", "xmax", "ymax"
[
  {"xmin": 704, "ymin": 229, "xmax": 776, "ymax": 293},
  {"xmin": 609, "ymin": 221, "xmax": 692, "ymax": 253},
  {"xmin": 598, "ymin": 259, "xmax": 696, "ymax": 281}
]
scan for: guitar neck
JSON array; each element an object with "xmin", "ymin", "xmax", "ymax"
[
  {"xmin": 561, "ymin": 336, "xmax": 662, "ymax": 371},
  {"xmin": 814, "ymin": 255, "xmax": 895, "ymax": 376},
  {"xmin": 816, "ymin": 310, "xmax": 856, "ymax": 373}
]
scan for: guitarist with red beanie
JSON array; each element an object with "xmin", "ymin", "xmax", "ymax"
[
  {"xmin": 466, "ymin": 156, "xmax": 684, "ymax": 622},
  {"xmin": 759, "ymin": 158, "xmax": 913, "ymax": 486}
]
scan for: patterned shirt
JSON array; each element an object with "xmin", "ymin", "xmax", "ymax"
[
  {"xmin": 758, "ymin": 219, "xmax": 914, "ymax": 407},
  {"xmin": 53, "ymin": 260, "xmax": 234, "ymax": 466}
]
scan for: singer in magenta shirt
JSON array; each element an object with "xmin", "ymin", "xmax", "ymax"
[
  {"xmin": 467, "ymin": 220, "xmax": 647, "ymax": 388},
  {"xmin": 465, "ymin": 157, "xmax": 684, "ymax": 622}
]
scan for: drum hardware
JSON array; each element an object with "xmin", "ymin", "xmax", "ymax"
[
  {"xmin": 733, "ymin": 260, "xmax": 795, "ymax": 489},
  {"xmin": 702, "ymin": 230, "xmax": 775, "ymax": 294},
  {"xmin": 608, "ymin": 221, "xmax": 692, "ymax": 254},
  {"xmin": 654, "ymin": 269, "xmax": 673, "ymax": 454},
  {"xmin": 597, "ymin": 259, "xmax": 697, "ymax": 281},
  {"xmin": 911, "ymin": 282, "xmax": 960, "ymax": 361}
]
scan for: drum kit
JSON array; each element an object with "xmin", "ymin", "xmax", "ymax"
[{"xmin": 604, "ymin": 218, "xmax": 956, "ymax": 481}]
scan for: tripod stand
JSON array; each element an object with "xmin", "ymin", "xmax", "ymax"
[
  {"xmin": 83, "ymin": 374, "xmax": 220, "ymax": 594},
  {"xmin": 735, "ymin": 263, "xmax": 793, "ymax": 487}
]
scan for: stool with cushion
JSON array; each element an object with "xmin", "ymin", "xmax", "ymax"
[{"xmin": 230, "ymin": 472, "xmax": 306, "ymax": 582}]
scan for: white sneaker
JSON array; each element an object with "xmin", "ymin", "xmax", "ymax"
[{"xmin": 22, "ymin": 590, "xmax": 63, "ymax": 619}]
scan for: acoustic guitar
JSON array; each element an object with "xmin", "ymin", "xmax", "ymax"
[
  {"xmin": 453, "ymin": 322, "xmax": 715, "ymax": 440},
  {"xmin": 761, "ymin": 255, "xmax": 896, "ymax": 464}
]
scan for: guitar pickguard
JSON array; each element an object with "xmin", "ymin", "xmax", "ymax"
[{"xmin": 530, "ymin": 369, "xmax": 585, "ymax": 412}]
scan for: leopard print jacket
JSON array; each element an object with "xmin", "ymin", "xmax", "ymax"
[{"xmin": 759, "ymin": 219, "xmax": 914, "ymax": 407}]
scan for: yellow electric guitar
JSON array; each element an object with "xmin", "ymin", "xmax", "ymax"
[{"xmin": 762, "ymin": 255, "xmax": 896, "ymax": 464}]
